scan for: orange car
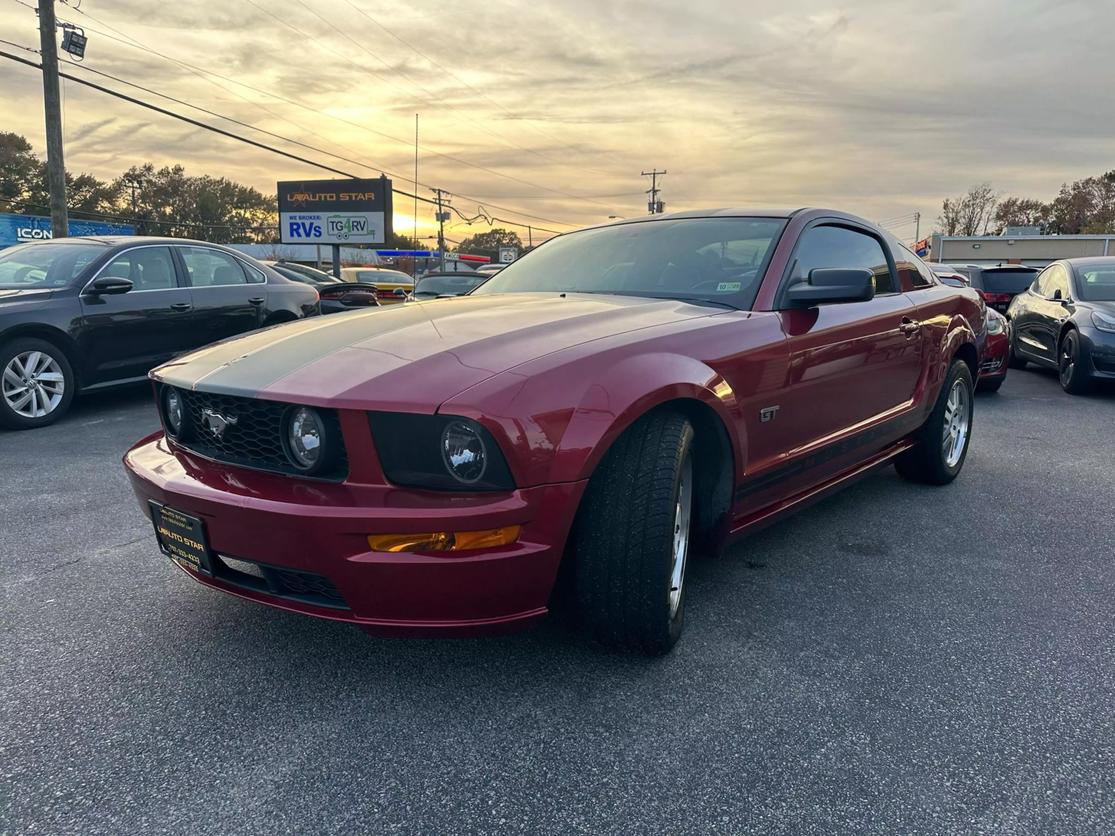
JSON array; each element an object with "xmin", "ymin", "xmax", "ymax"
[{"xmin": 339, "ymin": 267, "xmax": 414, "ymax": 304}]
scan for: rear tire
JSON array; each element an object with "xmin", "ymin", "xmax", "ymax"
[
  {"xmin": 895, "ymin": 359, "xmax": 973, "ymax": 485},
  {"xmin": 571, "ymin": 411, "xmax": 695, "ymax": 655},
  {"xmin": 1058, "ymin": 331, "xmax": 1092, "ymax": 395},
  {"xmin": 0, "ymin": 338, "xmax": 76, "ymax": 430}
]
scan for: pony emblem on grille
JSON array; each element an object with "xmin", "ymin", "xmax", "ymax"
[{"xmin": 201, "ymin": 408, "xmax": 238, "ymax": 439}]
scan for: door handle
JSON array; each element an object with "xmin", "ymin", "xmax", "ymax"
[
  {"xmin": 898, "ymin": 318, "xmax": 921, "ymax": 335},
  {"xmin": 248, "ymin": 297, "xmax": 265, "ymax": 305},
  {"xmin": 169, "ymin": 302, "xmax": 192, "ymax": 312}
]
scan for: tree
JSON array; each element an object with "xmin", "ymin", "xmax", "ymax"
[
  {"xmin": 992, "ymin": 197, "xmax": 1049, "ymax": 234},
  {"xmin": 113, "ymin": 163, "xmax": 276, "ymax": 243},
  {"xmin": 938, "ymin": 183, "xmax": 999, "ymax": 236},
  {"xmin": 0, "ymin": 132, "xmax": 118, "ymax": 218},
  {"xmin": 1045, "ymin": 171, "xmax": 1115, "ymax": 234},
  {"xmin": 455, "ymin": 228, "xmax": 523, "ymax": 259}
]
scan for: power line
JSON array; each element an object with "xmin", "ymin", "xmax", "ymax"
[
  {"xmin": 59, "ymin": 3, "xmax": 610, "ymax": 216},
  {"xmin": 0, "ymin": 49, "xmax": 569, "ymax": 236}
]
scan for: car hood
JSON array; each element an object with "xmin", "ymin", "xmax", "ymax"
[{"xmin": 153, "ymin": 292, "xmax": 720, "ymax": 411}]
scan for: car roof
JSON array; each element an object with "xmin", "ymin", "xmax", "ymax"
[
  {"xmin": 576, "ymin": 207, "xmax": 877, "ymax": 235},
  {"xmin": 36, "ymin": 235, "xmax": 236, "ymax": 247},
  {"xmin": 1062, "ymin": 256, "xmax": 1115, "ymax": 270}
]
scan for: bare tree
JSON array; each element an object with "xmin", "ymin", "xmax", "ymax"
[{"xmin": 938, "ymin": 184, "xmax": 999, "ymax": 236}]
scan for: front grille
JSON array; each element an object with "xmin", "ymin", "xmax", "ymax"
[
  {"xmin": 173, "ymin": 390, "xmax": 348, "ymax": 481},
  {"xmin": 213, "ymin": 554, "xmax": 348, "ymax": 609}
]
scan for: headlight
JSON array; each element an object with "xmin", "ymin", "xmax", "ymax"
[
  {"xmin": 1091, "ymin": 310, "xmax": 1115, "ymax": 333},
  {"xmin": 283, "ymin": 406, "xmax": 333, "ymax": 473},
  {"xmin": 162, "ymin": 387, "xmax": 186, "ymax": 438},
  {"xmin": 986, "ymin": 311, "xmax": 1005, "ymax": 335},
  {"xmin": 369, "ymin": 412, "xmax": 515, "ymax": 491},
  {"xmin": 441, "ymin": 421, "xmax": 487, "ymax": 484}
]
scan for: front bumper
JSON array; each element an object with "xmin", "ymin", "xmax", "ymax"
[
  {"xmin": 1079, "ymin": 325, "xmax": 1115, "ymax": 379},
  {"xmin": 124, "ymin": 432, "xmax": 586, "ymax": 635}
]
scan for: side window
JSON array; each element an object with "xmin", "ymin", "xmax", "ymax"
[
  {"xmin": 1037, "ymin": 265, "xmax": 1068, "ymax": 298},
  {"xmin": 1048, "ymin": 265, "xmax": 1071, "ymax": 299},
  {"xmin": 242, "ymin": 262, "xmax": 267, "ymax": 284},
  {"xmin": 789, "ymin": 225, "xmax": 895, "ymax": 295},
  {"xmin": 99, "ymin": 247, "xmax": 177, "ymax": 291},
  {"xmin": 896, "ymin": 245, "xmax": 935, "ymax": 289},
  {"xmin": 179, "ymin": 247, "xmax": 248, "ymax": 287}
]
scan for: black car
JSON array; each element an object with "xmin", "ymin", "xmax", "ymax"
[
  {"xmin": 412, "ymin": 271, "xmax": 489, "ymax": 300},
  {"xmin": 0, "ymin": 237, "xmax": 319, "ymax": 429},
  {"xmin": 1006, "ymin": 257, "xmax": 1115, "ymax": 394},
  {"xmin": 261, "ymin": 260, "xmax": 381, "ymax": 315},
  {"xmin": 946, "ymin": 263, "xmax": 1040, "ymax": 313}
]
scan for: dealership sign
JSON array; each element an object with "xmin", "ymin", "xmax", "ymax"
[
  {"xmin": 0, "ymin": 212, "xmax": 134, "ymax": 247},
  {"xmin": 277, "ymin": 177, "xmax": 392, "ymax": 246}
]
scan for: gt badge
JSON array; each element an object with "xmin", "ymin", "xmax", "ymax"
[
  {"xmin": 759, "ymin": 405, "xmax": 780, "ymax": 423},
  {"xmin": 201, "ymin": 408, "xmax": 238, "ymax": 439}
]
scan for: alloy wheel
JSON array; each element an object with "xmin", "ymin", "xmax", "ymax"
[
  {"xmin": 1060, "ymin": 340, "xmax": 1075, "ymax": 386},
  {"xmin": 2, "ymin": 350, "xmax": 66, "ymax": 419},
  {"xmin": 941, "ymin": 379, "xmax": 970, "ymax": 469},
  {"xmin": 668, "ymin": 453, "xmax": 694, "ymax": 619}
]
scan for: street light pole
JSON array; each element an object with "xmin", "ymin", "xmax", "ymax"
[{"xmin": 37, "ymin": 0, "xmax": 68, "ymax": 238}]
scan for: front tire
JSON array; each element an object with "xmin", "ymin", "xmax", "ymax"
[
  {"xmin": 571, "ymin": 411, "xmax": 695, "ymax": 655},
  {"xmin": 0, "ymin": 338, "xmax": 76, "ymax": 430},
  {"xmin": 895, "ymin": 359, "xmax": 974, "ymax": 485},
  {"xmin": 1058, "ymin": 331, "xmax": 1091, "ymax": 395}
]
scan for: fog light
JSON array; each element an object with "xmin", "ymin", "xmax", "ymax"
[{"xmin": 367, "ymin": 526, "xmax": 521, "ymax": 553}]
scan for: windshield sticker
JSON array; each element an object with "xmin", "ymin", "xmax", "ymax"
[{"xmin": 716, "ymin": 281, "xmax": 742, "ymax": 292}]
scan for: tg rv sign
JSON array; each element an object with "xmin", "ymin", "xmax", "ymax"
[{"xmin": 277, "ymin": 177, "xmax": 393, "ymax": 245}]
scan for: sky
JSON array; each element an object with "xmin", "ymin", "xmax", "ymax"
[{"xmin": 2, "ymin": 0, "xmax": 1114, "ymax": 245}]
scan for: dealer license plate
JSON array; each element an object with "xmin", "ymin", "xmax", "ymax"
[{"xmin": 150, "ymin": 501, "xmax": 213, "ymax": 575}]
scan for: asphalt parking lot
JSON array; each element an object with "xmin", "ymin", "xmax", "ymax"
[{"xmin": 2, "ymin": 369, "xmax": 1113, "ymax": 835}]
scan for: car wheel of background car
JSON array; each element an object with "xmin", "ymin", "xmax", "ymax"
[
  {"xmin": 1007, "ymin": 329, "xmax": 1028, "ymax": 369},
  {"xmin": 0, "ymin": 337, "xmax": 76, "ymax": 430},
  {"xmin": 1058, "ymin": 330, "xmax": 1091, "ymax": 395},
  {"xmin": 895, "ymin": 358, "xmax": 974, "ymax": 486},
  {"xmin": 571, "ymin": 410, "xmax": 695, "ymax": 656},
  {"xmin": 976, "ymin": 377, "xmax": 1004, "ymax": 394}
]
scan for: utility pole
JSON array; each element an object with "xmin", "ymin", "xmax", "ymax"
[
  {"xmin": 642, "ymin": 169, "xmax": 667, "ymax": 215},
  {"xmin": 38, "ymin": 0, "xmax": 68, "ymax": 237},
  {"xmin": 432, "ymin": 187, "xmax": 449, "ymax": 271},
  {"xmin": 914, "ymin": 211, "xmax": 921, "ymax": 241},
  {"xmin": 527, "ymin": 225, "xmax": 533, "ymax": 249}
]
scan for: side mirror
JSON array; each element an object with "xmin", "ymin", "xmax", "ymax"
[
  {"xmin": 88, "ymin": 276, "xmax": 133, "ymax": 295},
  {"xmin": 785, "ymin": 268, "xmax": 875, "ymax": 307}
]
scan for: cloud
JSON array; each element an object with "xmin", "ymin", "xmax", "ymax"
[{"xmin": 2, "ymin": 0, "xmax": 1114, "ymax": 237}]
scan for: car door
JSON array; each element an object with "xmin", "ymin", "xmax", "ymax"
[
  {"xmin": 175, "ymin": 246, "xmax": 265, "ymax": 347},
  {"xmin": 762, "ymin": 222, "xmax": 924, "ymax": 491},
  {"xmin": 1016, "ymin": 263, "xmax": 1070, "ymax": 364},
  {"xmin": 77, "ymin": 245, "xmax": 194, "ymax": 385}
]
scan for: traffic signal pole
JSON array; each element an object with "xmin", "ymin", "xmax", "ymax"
[{"xmin": 37, "ymin": 0, "xmax": 68, "ymax": 238}]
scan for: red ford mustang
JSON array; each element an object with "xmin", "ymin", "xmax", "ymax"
[{"xmin": 125, "ymin": 209, "xmax": 986, "ymax": 654}]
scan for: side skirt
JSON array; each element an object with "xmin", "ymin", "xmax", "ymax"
[{"xmin": 727, "ymin": 439, "xmax": 916, "ymax": 540}]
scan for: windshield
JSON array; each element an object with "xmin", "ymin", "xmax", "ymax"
[
  {"xmin": 981, "ymin": 269, "xmax": 1038, "ymax": 295},
  {"xmin": 1078, "ymin": 267, "xmax": 1115, "ymax": 301},
  {"xmin": 473, "ymin": 217, "xmax": 785, "ymax": 308},
  {"xmin": 414, "ymin": 274, "xmax": 488, "ymax": 297},
  {"xmin": 0, "ymin": 242, "xmax": 105, "ymax": 289}
]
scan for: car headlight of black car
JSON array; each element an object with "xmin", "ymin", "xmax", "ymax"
[
  {"xmin": 1091, "ymin": 310, "xmax": 1115, "ymax": 333},
  {"xmin": 161, "ymin": 386, "xmax": 188, "ymax": 439},
  {"xmin": 282, "ymin": 405, "xmax": 340, "ymax": 475},
  {"xmin": 369, "ymin": 412, "xmax": 515, "ymax": 491}
]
